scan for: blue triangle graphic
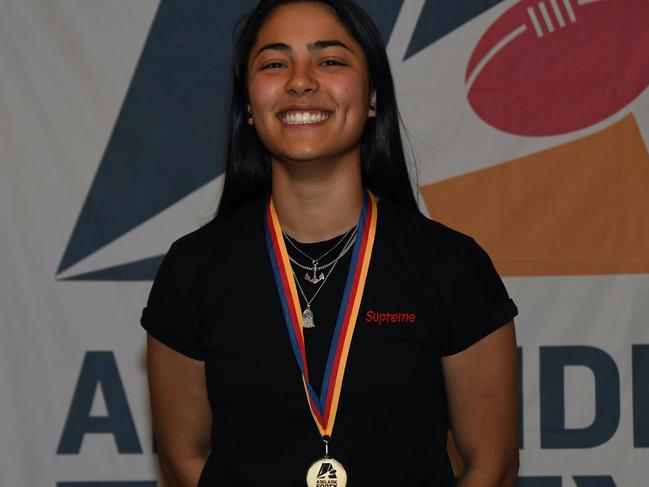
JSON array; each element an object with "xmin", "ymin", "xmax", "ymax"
[{"xmin": 404, "ymin": 0, "xmax": 503, "ymax": 60}]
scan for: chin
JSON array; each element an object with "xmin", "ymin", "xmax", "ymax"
[{"xmin": 275, "ymin": 147, "xmax": 330, "ymax": 163}]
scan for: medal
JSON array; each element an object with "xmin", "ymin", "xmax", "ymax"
[
  {"xmin": 306, "ymin": 457, "xmax": 347, "ymax": 487},
  {"xmin": 265, "ymin": 190, "xmax": 378, "ymax": 485},
  {"xmin": 306, "ymin": 436, "xmax": 348, "ymax": 487}
]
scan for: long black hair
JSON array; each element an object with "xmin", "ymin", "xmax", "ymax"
[{"xmin": 216, "ymin": 0, "xmax": 418, "ymax": 218}]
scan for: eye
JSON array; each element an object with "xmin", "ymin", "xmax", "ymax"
[
  {"xmin": 261, "ymin": 61, "xmax": 286, "ymax": 70},
  {"xmin": 321, "ymin": 59, "xmax": 346, "ymax": 67}
]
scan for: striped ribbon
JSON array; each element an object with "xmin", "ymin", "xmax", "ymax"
[{"xmin": 265, "ymin": 190, "xmax": 378, "ymax": 437}]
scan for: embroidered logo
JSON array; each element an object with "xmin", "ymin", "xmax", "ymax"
[{"xmin": 365, "ymin": 310, "xmax": 416, "ymax": 326}]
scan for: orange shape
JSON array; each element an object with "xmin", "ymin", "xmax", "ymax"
[{"xmin": 421, "ymin": 114, "xmax": 649, "ymax": 276}]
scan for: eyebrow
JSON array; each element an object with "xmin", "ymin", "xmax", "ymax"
[{"xmin": 253, "ymin": 39, "xmax": 352, "ymax": 58}]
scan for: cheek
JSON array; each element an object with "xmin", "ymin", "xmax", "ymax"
[
  {"xmin": 248, "ymin": 78, "xmax": 279, "ymax": 112},
  {"xmin": 334, "ymin": 73, "xmax": 369, "ymax": 114}
]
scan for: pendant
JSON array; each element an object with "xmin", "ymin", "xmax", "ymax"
[
  {"xmin": 306, "ymin": 457, "xmax": 347, "ymax": 487},
  {"xmin": 302, "ymin": 306, "xmax": 315, "ymax": 328},
  {"xmin": 305, "ymin": 261, "xmax": 325, "ymax": 284}
]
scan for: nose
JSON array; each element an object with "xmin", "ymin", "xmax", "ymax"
[{"xmin": 285, "ymin": 63, "xmax": 318, "ymax": 96}]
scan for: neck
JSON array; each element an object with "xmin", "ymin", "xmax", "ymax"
[{"xmin": 271, "ymin": 155, "xmax": 364, "ymax": 243}]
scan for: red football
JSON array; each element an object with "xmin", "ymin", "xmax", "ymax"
[{"xmin": 466, "ymin": 0, "xmax": 649, "ymax": 136}]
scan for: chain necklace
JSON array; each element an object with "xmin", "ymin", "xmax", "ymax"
[
  {"xmin": 292, "ymin": 261, "xmax": 338, "ymax": 328},
  {"xmin": 288, "ymin": 227, "xmax": 358, "ymax": 281},
  {"xmin": 283, "ymin": 225, "xmax": 357, "ymax": 284},
  {"xmin": 288, "ymin": 229, "xmax": 357, "ymax": 328}
]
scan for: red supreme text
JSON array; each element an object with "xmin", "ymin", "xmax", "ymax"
[{"xmin": 365, "ymin": 310, "xmax": 416, "ymax": 326}]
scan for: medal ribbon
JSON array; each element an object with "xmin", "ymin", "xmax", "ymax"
[{"xmin": 265, "ymin": 190, "xmax": 378, "ymax": 437}]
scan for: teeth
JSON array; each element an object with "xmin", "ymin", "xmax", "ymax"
[{"xmin": 280, "ymin": 111, "xmax": 330, "ymax": 125}]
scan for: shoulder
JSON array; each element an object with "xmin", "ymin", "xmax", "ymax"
[
  {"xmin": 378, "ymin": 197, "xmax": 480, "ymax": 265},
  {"xmin": 141, "ymin": 196, "xmax": 269, "ymax": 360},
  {"xmin": 165, "ymin": 196, "xmax": 267, "ymax": 269},
  {"xmin": 377, "ymin": 197, "xmax": 502, "ymax": 304}
]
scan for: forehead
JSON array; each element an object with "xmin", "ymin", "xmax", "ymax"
[{"xmin": 253, "ymin": 3, "xmax": 360, "ymax": 51}]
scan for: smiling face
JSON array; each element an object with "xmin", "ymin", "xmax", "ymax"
[{"xmin": 247, "ymin": 2, "xmax": 375, "ymax": 167}]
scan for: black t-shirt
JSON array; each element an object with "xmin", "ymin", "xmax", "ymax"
[{"xmin": 140, "ymin": 196, "xmax": 518, "ymax": 487}]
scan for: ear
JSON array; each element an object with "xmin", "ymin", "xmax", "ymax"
[
  {"xmin": 246, "ymin": 103, "xmax": 254, "ymax": 125},
  {"xmin": 368, "ymin": 91, "xmax": 377, "ymax": 118}
]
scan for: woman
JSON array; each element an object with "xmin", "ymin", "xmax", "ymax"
[{"xmin": 141, "ymin": 1, "xmax": 519, "ymax": 486}]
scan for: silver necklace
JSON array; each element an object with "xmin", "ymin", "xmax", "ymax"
[
  {"xmin": 290, "ymin": 230, "xmax": 357, "ymax": 328},
  {"xmin": 292, "ymin": 260, "xmax": 339, "ymax": 328},
  {"xmin": 283, "ymin": 226, "xmax": 356, "ymax": 284},
  {"xmin": 288, "ymin": 227, "xmax": 358, "ymax": 279}
]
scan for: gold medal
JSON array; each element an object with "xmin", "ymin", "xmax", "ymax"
[
  {"xmin": 306, "ymin": 435, "xmax": 347, "ymax": 487},
  {"xmin": 306, "ymin": 457, "xmax": 347, "ymax": 487}
]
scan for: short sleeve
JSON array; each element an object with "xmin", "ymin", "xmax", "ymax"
[
  {"xmin": 140, "ymin": 241, "xmax": 206, "ymax": 360},
  {"xmin": 441, "ymin": 237, "xmax": 518, "ymax": 356}
]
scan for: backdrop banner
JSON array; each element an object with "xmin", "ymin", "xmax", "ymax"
[{"xmin": 1, "ymin": 1, "xmax": 647, "ymax": 486}]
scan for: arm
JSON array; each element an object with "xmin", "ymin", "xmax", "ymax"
[
  {"xmin": 147, "ymin": 335, "xmax": 212, "ymax": 487},
  {"xmin": 441, "ymin": 321, "xmax": 519, "ymax": 487}
]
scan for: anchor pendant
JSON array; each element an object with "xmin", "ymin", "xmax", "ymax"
[{"xmin": 305, "ymin": 261, "xmax": 325, "ymax": 284}]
